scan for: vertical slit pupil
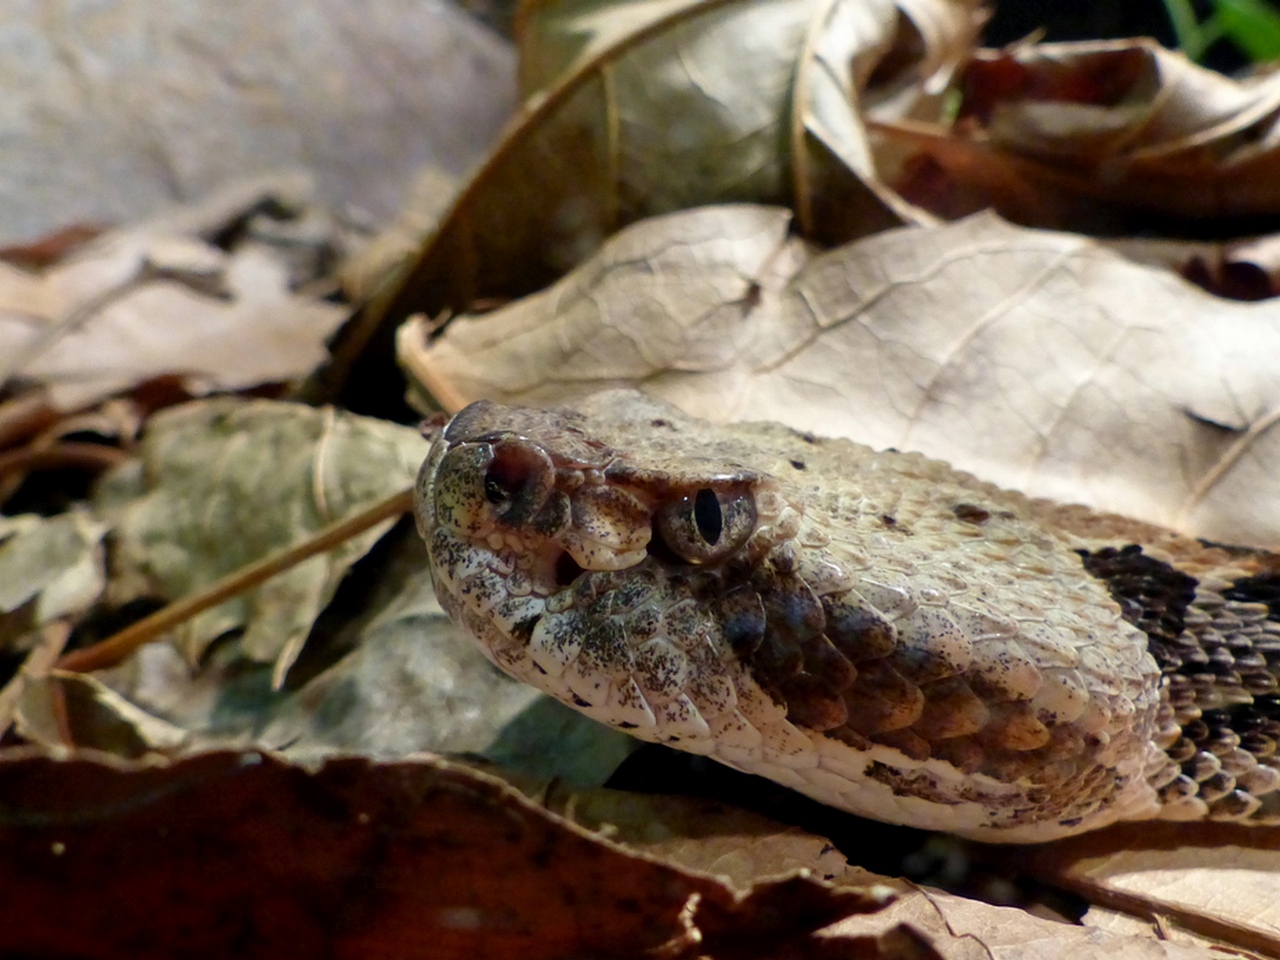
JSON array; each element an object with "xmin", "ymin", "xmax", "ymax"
[{"xmin": 693, "ymin": 488, "xmax": 723, "ymax": 545}]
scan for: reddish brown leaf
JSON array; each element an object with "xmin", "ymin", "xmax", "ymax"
[
  {"xmin": 880, "ymin": 39, "xmax": 1280, "ymax": 230},
  {"xmin": 0, "ymin": 750, "xmax": 894, "ymax": 960}
]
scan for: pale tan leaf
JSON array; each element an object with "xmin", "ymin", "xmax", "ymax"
[
  {"xmin": 829, "ymin": 883, "xmax": 1225, "ymax": 960},
  {"xmin": 1083, "ymin": 909, "xmax": 1240, "ymax": 956},
  {"xmin": 890, "ymin": 0, "xmax": 985, "ymax": 102},
  {"xmin": 399, "ymin": 204, "xmax": 800, "ymax": 412},
  {"xmin": 15, "ymin": 670, "xmax": 190, "ymax": 756},
  {"xmin": 0, "ymin": 175, "xmax": 349, "ymax": 410},
  {"xmin": 516, "ymin": 0, "xmax": 711, "ymax": 95},
  {"xmin": 336, "ymin": 166, "xmax": 462, "ymax": 302},
  {"xmin": 1022, "ymin": 822, "xmax": 1280, "ymax": 958},
  {"xmin": 792, "ymin": 0, "xmax": 930, "ymax": 237},
  {"xmin": 94, "ymin": 399, "xmax": 426, "ymax": 679},
  {"xmin": 401, "ymin": 205, "xmax": 1280, "ymax": 547},
  {"xmin": 373, "ymin": 0, "xmax": 981, "ymax": 326},
  {"xmin": 541, "ymin": 784, "xmax": 873, "ymax": 889}
]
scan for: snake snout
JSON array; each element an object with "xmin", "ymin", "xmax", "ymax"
[
  {"xmin": 432, "ymin": 438, "xmax": 556, "ymax": 536},
  {"xmin": 482, "ymin": 439, "xmax": 557, "ymax": 525}
]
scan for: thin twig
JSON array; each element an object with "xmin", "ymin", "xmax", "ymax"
[
  {"xmin": 0, "ymin": 391, "xmax": 59, "ymax": 450},
  {"xmin": 56, "ymin": 486, "xmax": 415, "ymax": 674},
  {"xmin": 0, "ymin": 440, "xmax": 133, "ymax": 478}
]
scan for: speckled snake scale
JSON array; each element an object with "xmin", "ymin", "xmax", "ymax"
[{"xmin": 414, "ymin": 391, "xmax": 1280, "ymax": 842}]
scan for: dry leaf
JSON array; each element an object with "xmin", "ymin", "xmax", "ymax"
[
  {"xmin": 0, "ymin": 624, "xmax": 70, "ymax": 739},
  {"xmin": 1083, "ymin": 909, "xmax": 1237, "ymax": 955},
  {"xmin": 94, "ymin": 398, "xmax": 425, "ymax": 681},
  {"xmin": 401, "ymin": 205, "xmax": 1280, "ymax": 547},
  {"xmin": 0, "ymin": 1, "xmax": 514, "ymax": 245},
  {"xmin": 371, "ymin": 0, "xmax": 980, "ymax": 330},
  {"xmin": 87, "ymin": 641, "xmax": 271, "ymax": 750},
  {"xmin": 883, "ymin": 39, "xmax": 1280, "ymax": 229},
  {"xmin": 828, "ymin": 883, "xmax": 1226, "ymax": 960},
  {"xmin": 540, "ymin": 783, "xmax": 873, "ymax": 888},
  {"xmin": 0, "ymin": 511, "xmax": 105, "ymax": 650},
  {"xmin": 258, "ymin": 534, "xmax": 547, "ymax": 759},
  {"xmin": 0, "ymin": 750, "xmax": 900, "ymax": 960},
  {"xmin": 15, "ymin": 670, "xmax": 190, "ymax": 756},
  {"xmin": 336, "ymin": 166, "xmax": 463, "ymax": 302},
  {"xmin": 1021, "ymin": 821, "xmax": 1280, "ymax": 958},
  {"xmin": 0, "ymin": 175, "xmax": 350, "ymax": 410}
]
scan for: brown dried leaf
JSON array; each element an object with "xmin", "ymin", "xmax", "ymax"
[
  {"xmin": 885, "ymin": 39, "xmax": 1280, "ymax": 229},
  {"xmin": 400, "ymin": 205, "xmax": 1280, "ymax": 547},
  {"xmin": 0, "ymin": 750, "xmax": 899, "ymax": 960},
  {"xmin": 373, "ymin": 0, "xmax": 979, "ymax": 327},
  {"xmin": 0, "ymin": 175, "xmax": 349, "ymax": 411}
]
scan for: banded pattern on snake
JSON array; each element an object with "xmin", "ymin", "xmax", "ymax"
[{"xmin": 414, "ymin": 391, "xmax": 1280, "ymax": 842}]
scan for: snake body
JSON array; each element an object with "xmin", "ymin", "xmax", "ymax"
[{"xmin": 415, "ymin": 391, "xmax": 1280, "ymax": 842}]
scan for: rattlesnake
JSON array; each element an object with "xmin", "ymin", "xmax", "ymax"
[{"xmin": 414, "ymin": 390, "xmax": 1280, "ymax": 842}]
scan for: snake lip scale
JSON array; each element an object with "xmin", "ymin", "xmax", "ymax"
[{"xmin": 415, "ymin": 390, "xmax": 1280, "ymax": 843}]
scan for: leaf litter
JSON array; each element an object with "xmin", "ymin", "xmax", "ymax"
[
  {"xmin": 881, "ymin": 38, "xmax": 1280, "ymax": 229},
  {"xmin": 7, "ymin": 1, "xmax": 1280, "ymax": 957},
  {"xmin": 92, "ymin": 398, "xmax": 427, "ymax": 681},
  {"xmin": 0, "ymin": 173, "xmax": 352, "ymax": 412},
  {"xmin": 366, "ymin": 0, "xmax": 982, "ymax": 331}
]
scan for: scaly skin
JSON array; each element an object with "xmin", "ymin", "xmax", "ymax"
[{"xmin": 415, "ymin": 390, "xmax": 1280, "ymax": 842}]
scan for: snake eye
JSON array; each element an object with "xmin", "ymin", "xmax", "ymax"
[{"xmin": 655, "ymin": 487, "xmax": 756, "ymax": 564}]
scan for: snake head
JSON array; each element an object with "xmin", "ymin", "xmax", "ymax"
[{"xmin": 415, "ymin": 395, "xmax": 807, "ymax": 755}]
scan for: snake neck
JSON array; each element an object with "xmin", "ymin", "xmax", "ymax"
[{"xmin": 1078, "ymin": 543, "xmax": 1280, "ymax": 822}]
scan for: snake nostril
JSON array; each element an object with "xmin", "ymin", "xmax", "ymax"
[{"xmin": 483, "ymin": 440, "xmax": 554, "ymax": 518}]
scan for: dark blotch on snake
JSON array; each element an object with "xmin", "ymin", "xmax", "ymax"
[
  {"xmin": 1076, "ymin": 544, "xmax": 1197, "ymax": 658},
  {"xmin": 1223, "ymin": 573, "xmax": 1280, "ymax": 619}
]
